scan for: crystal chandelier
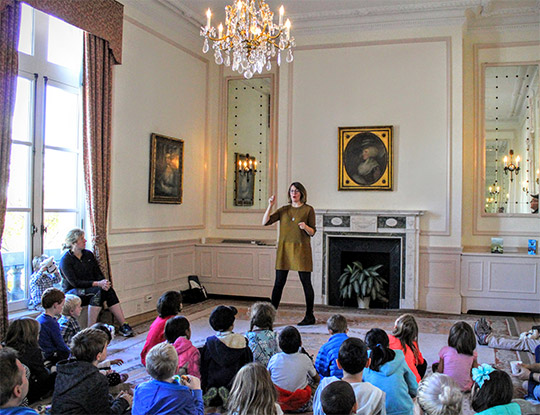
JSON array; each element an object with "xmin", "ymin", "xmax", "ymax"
[{"xmin": 200, "ymin": 1, "xmax": 295, "ymax": 79}]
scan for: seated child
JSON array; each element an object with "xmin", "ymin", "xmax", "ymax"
[
  {"xmin": 363, "ymin": 328, "xmax": 417, "ymax": 415},
  {"xmin": 51, "ymin": 328, "xmax": 132, "ymax": 414},
  {"xmin": 58, "ymin": 294, "xmax": 82, "ymax": 345},
  {"xmin": 471, "ymin": 365, "xmax": 520, "ymax": 415},
  {"xmin": 140, "ymin": 291, "xmax": 182, "ymax": 366},
  {"xmin": 28, "ymin": 255, "xmax": 62, "ymax": 310},
  {"xmin": 0, "ymin": 347, "xmax": 39, "ymax": 414},
  {"xmin": 313, "ymin": 338, "xmax": 386, "ymax": 415},
  {"xmin": 416, "ymin": 373, "xmax": 463, "ymax": 415},
  {"xmin": 267, "ymin": 326, "xmax": 320, "ymax": 413},
  {"xmin": 165, "ymin": 315, "xmax": 201, "ymax": 378},
  {"xmin": 91, "ymin": 323, "xmax": 129, "ymax": 386},
  {"xmin": 36, "ymin": 288, "xmax": 70, "ymax": 364},
  {"xmin": 200, "ymin": 305, "xmax": 253, "ymax": 407},
  {"xmin": 246, "ymin": 302, "xmax": 279, "ymax": 367},
  {"xmin": 434, "ymin": 321, "xmax": 478, "ymax": 391},
  {"xmin": 4, "ymin": 318, "xmax": 55, "ymax": 404},
  {"xmin": 133, "ymin": 342, "xmax": 203, "ymax": 415},
  {"xmin": 389, "ymin": 314, "xmax": 426, "ymax": 382},
  {"xmin": 321, "ymin": 381, "xmax": 357, "ymax": 415},
  {"xmin": 314, "ymin": 314, "xmax": 348, "ymax": 378}
]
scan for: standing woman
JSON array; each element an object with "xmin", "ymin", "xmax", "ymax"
[
  {"xmin": 59, "ymin": 228, "xmax": 133, "ymax": 336},
  {"xmin": 262, "ymin": 182, "xmax": 316, "ymax": 325}
]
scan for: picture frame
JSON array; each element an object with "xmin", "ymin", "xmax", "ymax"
[
  {"xmin": 234, "ymin": 153, "xmax": 256, "ymax": 206},
  {"xmin": 148, "ymin": 133, "xmax": 184, "ymax": 204},
  {"xmin": 338, "ymin": 126, "xmax": 393, "ymax": 190}
]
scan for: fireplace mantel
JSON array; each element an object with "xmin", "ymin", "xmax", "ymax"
[{"xmin": 312, "ymin": 209, "xmax": 424, "ymax": 309}]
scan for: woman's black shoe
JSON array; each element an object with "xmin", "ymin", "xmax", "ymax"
[{"xmin": 297, "ymin": 314, "xmax": 316, "ymax": 326}]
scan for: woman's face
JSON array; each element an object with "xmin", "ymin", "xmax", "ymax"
[
  {"xmin": 289, "ymin": 185, "xmax": 302, "ymax": 203},
  {"xmin": 73, "ymin": 233, "xmax": 86, "ymax": 251},
  {"xmin": 362, "ymin": 148, "xmax": 370, "ymax": 160}
]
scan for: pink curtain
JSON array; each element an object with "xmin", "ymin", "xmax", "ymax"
[
  {"xmin": 82, "ymin": 33, "xmax": 114, "ymax": 281},
  {"xmin": 0, "ymin": 0, "xmax": 19, "ymax": 337}
]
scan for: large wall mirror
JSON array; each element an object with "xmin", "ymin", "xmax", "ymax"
[
  {"xmin": 483, "ymin": 64, "xmax": 539, "ymax": 214},
  {"xmin": 224, "ymin": 75, "xmax": 274, "ymax": 211}
]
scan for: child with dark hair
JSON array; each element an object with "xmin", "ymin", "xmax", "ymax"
[
  {"xmin": 315, "ymin": 314, "xmax": 348, "ymax": 378},
  {"xmin": 471, "ymin": 365, "xmax": 519, "ymax": 414},
  {"xmin": 0, "ymin": 347, "xmax": 38, "ymax": 414},
  {"xmin": 200, "ymin": 305, "xmax": 252, "ymax": 407},
  {"xmin": 91, "ymin": 323, "xmax": 129, "ymax": 386},
  {"xmin": 389, "ymin": 314, "xmax": 426, "ymax": 382},
  {"xmin": 36, "ymin": 288, "xmax": 70, "ymax": 364},
  {"xmin": 165, "ymin": 315, "xmax": 201, "ymax": 378},
  {"xmin": 246, "ymin": 302, "xmax": 279, "ymax": 366},
  {"xmin": 321, "ymin": 381, "xmax": 357, "ymax": 415},
  {"xmin": 434, "ymin": 321, "xmax": 478, "ymax": 391},
  {"xmin": 267, "ymin": 326, "xmax": 319, "ymax": 412},
  {"xmin": 363, "ymin": 328, "xmax": 417, "ymax": 415},
  {"xmin": 140, "ymin": 290, "xmax": 182, "ymax": 366},
  {"xmin": 313, "ymin": 337, "xmax": 386, "ymax": 415},
  {"xmin": 51, "ymin": 328, "xmax": 132, "ymax": 414}
]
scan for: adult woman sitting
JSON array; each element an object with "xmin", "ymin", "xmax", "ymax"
[{"xmin": 59, "ymin": 228, "xmax": 133, "ymax": 336}]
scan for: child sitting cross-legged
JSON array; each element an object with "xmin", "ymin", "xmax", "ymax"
[
  {"xmin": 246, "ymin": 302, "xmax": 279, "ymax": 367},
  {"xmin": 133, "ymin": 342, "xmax": 203, "ymax": 415},
  {"xmin": 91, "ymin": 323, "xmax": 129, "ymax": 387},
  {"xmin": 200, "ymin": 305, "xmax": 253, "ymax": 407},
  {"xmin": 165, "ymin": 315, "xmax": 201, "ymax": 378},
  {"xmin": 267, "ymin": 326, "xmax": 320, "ymax": 413},
  {"xmin": 314, "ymin": 314, "xmax": 348, "ymax": 378},
  {"xmin": 312, "ymin": 337, "xmax": 386, "ymax": 415},
  {"xmin": 51, "ymin": 328, "xmax": 132, "ymax": 414},
  {"xmin": 321, "ymin": 380, "xmax": 357, "ymax": 415},
  {"xmin": 471, "ymin": 365, "xmax": 520, "ymax": 414},
  {"xmin": 58, "ymin": 294, "xmax": 82, "ymax": 346},
  {"xmin": 36, "ymin": 288, "xmax": 70, "ymax": 366},
  {"xmin": 28, "ymin": 255, "xmax": 62, "ymax": 310}
]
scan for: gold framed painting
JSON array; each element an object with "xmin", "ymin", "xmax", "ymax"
[
  {"xmin": 148, "ymin": 133, "xmax": 184, "ymax": 204},
  {"xmin": 338, "ymin": 126, "xmax": 393, "ymax": 191}
]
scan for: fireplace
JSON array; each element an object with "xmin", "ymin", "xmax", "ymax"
[{"xmin": 327, "ymin": 236, "xmax": 402, "ymax": 309}]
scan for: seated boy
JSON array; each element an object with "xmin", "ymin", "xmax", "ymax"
[
  {"xmin": 28, "ymin": 255, "xmax": 62, "ymax": 310},
  {"xmin": 58, "ymin": 294, "xmax": 82, "ymax": 345},
  {"xmin": 0, "ymin": 347, "xmax": 38, "ymax": 414},
  {"xmin": 51, "ymin": 328, "xmax": 132, "ymax": 414},
  {"xmin": 321, "ymin": 380, "xmax": 357, "ymax": 415},
  {"xmin": 133, "ymin": 342, "xmax": 203, "ymax": 415},
  {"xmin": 200, "ymin": 305, "xmax": 253, "ymax": 407},
  {"xmin": 312, "ymin": 338, "xmax": 386, "ymax": 415},
  {"xmin": 315, "ymin": 314, "xmax": 348, "ymax": 378},
  {"xmin": 267, "ymin": 326, "xmax": 320, "ymax": 412},
  {"xmin": 36, "ymin": 288, "xmax": 70, "ymax": 364}
]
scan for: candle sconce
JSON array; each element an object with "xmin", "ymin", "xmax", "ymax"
[
  {"xmin": 503, "ymin": 149, "xmax": 520, "ymax": 182},
  {"xmin": 234, "ymin": 153, "xmax": 257, "ymax": 206}
]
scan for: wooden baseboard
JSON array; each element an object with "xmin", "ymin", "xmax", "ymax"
[{"xmin": 126, "ymin": 310, "xmax": 157, "ymax": 326}]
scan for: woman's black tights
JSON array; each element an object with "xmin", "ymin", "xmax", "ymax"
[{"xmin": 271, "ymin": 270, "xmax": 314, "ymax": 316}]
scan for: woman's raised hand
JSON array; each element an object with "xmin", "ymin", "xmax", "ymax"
[{"xmin": 268, "ymin": 195, "xmax": 275, "ymax": 206}]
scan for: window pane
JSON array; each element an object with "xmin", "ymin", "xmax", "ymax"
[
  {"xmin": 44, "ymin": 149, "xmax": 78, "ymax": 209},
  {"xmin": 18, "ymin": 3, "xmax": 34, "ymax": 55},
  {"xmin": 1, "ymin": 212, "xmax": 30, "ymax": 302},
  {"xmin": 12, "ymin": 77, "xmax": 33, "ymax": 143},
  {"xmin": 47, "ymin": 15, "xmax": 83, "ymax": 71},
  {"xmin": 7, "ymin": 144, "xmax": 31, "ymax": 208},
  {"xmin": 43, "ymin": 212, "xmax": 77, "ymax": 260},
  {"xmin": 44, "ymin": 84, "xmax": 79, "ymax": 149}
]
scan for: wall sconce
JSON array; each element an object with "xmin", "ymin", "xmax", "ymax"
[
  {"xmin": 522, "ymin": 180, "xmax": 529, "ymax": 194},
  {"xmin": 488, "ymin": 185, "xmax": 500, "ymax": 195},
  {"xmin": 503, "ymin": 149, "xmax": 520, "ymax": 181},
  {"xmin": 236, "ymin": 153, "xmax": 257, "ymax": 177},
  {"xmin": 234, "ymin": 153, "xmax": 257, "ymax": 207}
]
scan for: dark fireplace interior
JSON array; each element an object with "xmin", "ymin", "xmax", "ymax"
[{"xmin": 327, "ymin": 237, "xmax": 402, "ymax": 309}]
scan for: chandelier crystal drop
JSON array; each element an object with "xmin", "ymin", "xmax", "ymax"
[{"xmin": 200, "ymin": 1, "xmax": 295, "ymax": 79}]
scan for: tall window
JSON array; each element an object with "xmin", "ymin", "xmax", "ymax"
[{"xmin": 2, "ymin": 4, "xmax": 84, "ymax": 311}]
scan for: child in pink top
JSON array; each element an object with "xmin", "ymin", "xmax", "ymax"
[
  {"xmin": 140, "ymin": 291, "xmax": 182, "ymax": 366},
  {"xmin": 165, "ymin": 315, "xmax": 201, "ymax": 378},
  {"xmin": 435, "ymin": 321, "xmax": 478, "ymax": 391}
]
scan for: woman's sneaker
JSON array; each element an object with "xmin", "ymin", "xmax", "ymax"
[
  {"xmin": 474, "ymin": 318, "xmax": 492, "ymax": 345},
  {"xmin": 118, "ymin": 323, "xmax": 134, "ymax": 337}
]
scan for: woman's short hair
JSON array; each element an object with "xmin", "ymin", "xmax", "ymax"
[
  {"xmin": 287, "ymin": 182, "xmax": 307, "ymax": 204},
  {"xmin": 62, "ymin": 294, "xmax": 82, "ymax": 316},
  {"xmin": 70, "ymin": 328, "xmax": 108, "ymax": 362},
  {"xmin": 327, "ymin": 314, "xmax": 347, "ymax": 334},
  {"xmin": 471, "ymin": 370, "xmax": 513, "ymax": 412},
  {"xmin": 63, "ymin": 228, "xmax": 84, "ymax": 250},
  {"xmin": 165, "ymin": 316, "xmax": 190, "ymax": 343},
  {"xmin": 4, "ymin": 318, "xmax": 40, "ymax": 354},
  {"xmin": 146, "ymin": 342, "xmax": 178, "ymax": 381},
  {"xmin": 249, "ymin": 302, "xmax": 276, "ymax": 331},
  {"xmin": 156, "ymin": 291, "xmax": 182, "ymax": 318},
  {"xmin": 448, "ymin": 321, "xmax": 475, "ymax": 356},
  {"xmin": 417, "ymin": 373, "xmax": 463, "ymax": 415}
]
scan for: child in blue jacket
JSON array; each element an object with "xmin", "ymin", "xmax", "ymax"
[{"xmin": 314, "ymin": 314, "xmax": 348, "ymax": 378}]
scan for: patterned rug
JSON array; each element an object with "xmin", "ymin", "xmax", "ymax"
[{"xmin": 103, "ymin": 299, "xmax": 537, "ymax": 414}]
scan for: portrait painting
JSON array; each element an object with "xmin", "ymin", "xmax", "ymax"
[
  {"xmin": 338, "ymin": 126, "xmax": 393, "ymax": 190},
  {"xmin": 149, "ymin": 133, "xmax": 184, "ymax": 204},
  {"xmin": 234, "ymin": 153, "xmax": 256, "ymax": 206}
]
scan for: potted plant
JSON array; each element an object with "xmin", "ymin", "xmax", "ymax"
[{"xmin": 338, "ymin": 261, "xmax": 388, "ymax": 309}]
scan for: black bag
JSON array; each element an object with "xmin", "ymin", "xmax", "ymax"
[{"xmin": 182, "ymin": 275, "xmax": 208, "ymax": 304}]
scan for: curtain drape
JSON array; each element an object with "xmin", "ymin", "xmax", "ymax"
[
  {"xmin": 0, "ymin": 0, "xmax": 20, "ymax": 338},
  {"xmin": 82, "ymin": 33, "xmax": 114, "ymax": 281}
]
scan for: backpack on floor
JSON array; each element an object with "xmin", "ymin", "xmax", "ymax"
[{"xmin": 181, "ymin": 275, "xmax": 208, "ymax": 304}]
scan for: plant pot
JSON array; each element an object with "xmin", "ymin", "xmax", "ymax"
[{"xmin": 357, "ymin": 296, "xmax": 371, "ymax": 309}]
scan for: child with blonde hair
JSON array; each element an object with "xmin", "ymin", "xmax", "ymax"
[
  {"xmin": 58, "ymin": 294, "xmax": 82, "ymax": 345},
  {"xmin": 227, "ymin": 363, "xmax": 283, "ymax": 415},
  {"xmin": 416, "ymin": 373, "xmax": 463, "ymax": 415},
  {"xmin": 246, "ymin": 302, "xmax": 279, "ymax": 366},
  {"xmin": 389, "ymin": 314, "xmax": 426, "ymax": 382}
]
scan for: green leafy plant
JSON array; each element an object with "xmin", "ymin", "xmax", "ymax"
[{"xmin": 338, "ymin": 261, "xmax": 388, "ymax": 303}]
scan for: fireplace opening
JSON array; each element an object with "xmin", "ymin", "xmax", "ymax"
[{"xmin": 327, "ymin": 237, "xmax": 402, "ymax": 309}]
